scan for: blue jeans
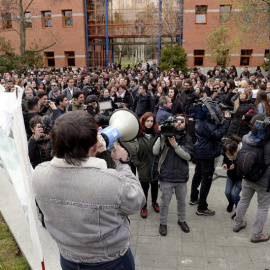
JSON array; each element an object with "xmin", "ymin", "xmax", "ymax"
[
  {"xmin": 60, "ymin": 248, "xmax": 135, "ymax": 270},
  {"xmin": 225, "ymin": 176, "xmax": 242, "ymax": 207}
]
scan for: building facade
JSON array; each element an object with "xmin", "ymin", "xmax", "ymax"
[{"xmin": 0, "ymin": 0, "xmax": 268, "ymax": 70}]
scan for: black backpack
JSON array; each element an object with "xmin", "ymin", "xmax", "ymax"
[{"xmin": 237, "ymin": 143, "xmax": 264, "ymax": 182}]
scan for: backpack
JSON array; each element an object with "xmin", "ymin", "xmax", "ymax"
[{"xmin": 237, "ymin": 143, "xmax": 264, "ymax": 182}]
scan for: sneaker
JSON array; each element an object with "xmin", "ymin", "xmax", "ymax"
[
  {"xmin": 152, "ymin": 203, "xmax": 160, "ymax": 213},
  {"xmin": 159, "ymin": 224, "xmax": 167, "ymax": 236},
  {"xmin": 233, "ymin": 221, "xmax": 247, "ymax": 232},
  {"xmin": 189, "ymin": 199, "xmax": 198, "ymax": 205},
  {"xmin": 196, "ymin": 208, "xmax": 215, "ymax": 216},
  {"xmin": 227, "ymin": 202, "xmax": 234, "ymax": 213},
  {"xmin": 140, "ymin": 207, "xmax": 147, "ymax": 218},
  {"xmin": 231, "ymin": 212, "xmax": 236, "ymax": 220},
  {"xmin": 250, "ymin": 233, "xmax": 270, "ymax": 243},
  {"xmin": 178, "ymin": 221, "xmax": 190, "ymax": 233}
]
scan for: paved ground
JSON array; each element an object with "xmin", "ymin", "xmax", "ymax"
[{"xmin": 1, "ymin": 163, "xmax": 270, "ymax": 270}]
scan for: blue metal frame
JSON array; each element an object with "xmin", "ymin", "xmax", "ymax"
[
  {"xmin": 84, "ymin": 0, "xmax": 90, "ymax": 69},
  {"xmin": 158, "ymin": 0, "xmax": 162, "ymax": 62},
  {"xmin": 105, "ymin": 0, "xmax": 109, "ymax": 67},
  {"xmin": 179, "ymin": 0, "xmax": 183, "ymax": 45}
]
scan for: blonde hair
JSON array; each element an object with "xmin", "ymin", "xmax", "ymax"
[{"xmin": 234, "ymin": 89, "xmax": 250, "ymax": 113}]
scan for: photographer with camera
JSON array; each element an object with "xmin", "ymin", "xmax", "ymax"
[
  {"xmin": 190, "ymin": 104, "xmax": 230, "ymax": 216},
  {"xmin": 153, "ymin": 114, "xmax": 194, "ymax": 236},
  {"xmin": 28, "ymin": 115, "xmax": 52, "ymax": 169}
]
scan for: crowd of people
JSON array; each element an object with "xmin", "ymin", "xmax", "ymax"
[{"xmin": 1, "ymin": 64, "xmax": 270, "ymax": 269}]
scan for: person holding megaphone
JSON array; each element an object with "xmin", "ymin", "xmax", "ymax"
[{"xmin": 33, "ymin": 111, "xmax": 145, "ymax": 270}]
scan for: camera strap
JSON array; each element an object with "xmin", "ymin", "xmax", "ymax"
[{"xmin": 202, "ymin": 98, "xmax": 224, "ymax": 125}]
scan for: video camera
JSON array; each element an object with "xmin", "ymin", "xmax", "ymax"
[{"xmin": 160, "ymin": 116, "xmax": 175, "ymax": 137}]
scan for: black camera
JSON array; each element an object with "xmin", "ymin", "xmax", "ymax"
[{"xmin": 160, "ymin": 116, "xmax": 175, "ymax": 137}]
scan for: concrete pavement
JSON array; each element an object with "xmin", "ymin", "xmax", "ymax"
[{"xmin": 1, "ymin": 164, "xmax": 270, "ymax": 270}]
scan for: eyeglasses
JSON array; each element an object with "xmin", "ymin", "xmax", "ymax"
[
  {"xmin": 213, "ymin": 87, "xmax": 220, "ymax": 90},
  {"xmin": 51, "ymin": 84, "xmax": 57, "ymax": 87},
  {"xmin": 174, "ymin": 119, "xmax": 184, "ymax": 123}
]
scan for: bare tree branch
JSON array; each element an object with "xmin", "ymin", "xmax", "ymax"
[
  {"xmin": 24, "ymin": 0, "xmax": 34, "ymax": 13},
  {"xmin": 26, "ymin": 41, "xmax": 56, "ymax": 53}
]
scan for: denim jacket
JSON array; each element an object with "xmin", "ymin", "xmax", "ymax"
[{"xmin": 33, "ymin": 157, "xmax": 145, "ymax": 263}]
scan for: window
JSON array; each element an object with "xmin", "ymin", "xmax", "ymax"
[
  {"xmin": 45, "ymin": 52, "xmax": 55, "ymax": 67},
  {"xmin": 2, "ymin": 13, "xmax": 12, "ymax": 30},
  {"xmin": 240, "ymin": 50, "xmax": 253, "ymax": 66},
  {"xmin": 195, "ymin": 6, "xmax": 207, "ymax": 24},
  {"xmin": 63, "ymin": 10, "xmax": 73, "ymax": 27},
  {"xmin": 25, "ymin": 12, "xmax": 32, "ymax": 28},
  {"xmin": 220, "ymin": 5, "xmax": 231, "ymax": 22},
  {"xmin": 194, "ymin": 50, "xmax": 205, "ymax": 66},
  {"xmin": 65, "ymin": 51, "xmax": 75, "ymax": 66},
  {"xmin": 265, "ymin": 50, "xmax": 269, "ymax": 57},
  {"xmin": 42, "ymin": 11, "xmax": 52, "ymax": 27}
]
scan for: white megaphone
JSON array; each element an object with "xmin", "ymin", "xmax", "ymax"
[{"xmin": 100, "ymin": 109, "xmax": 140, "ymax": 163}]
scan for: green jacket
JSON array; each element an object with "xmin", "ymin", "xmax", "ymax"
[{"xmin": 133, "ymin": 134, "xmax": 159, "ymax": 182}]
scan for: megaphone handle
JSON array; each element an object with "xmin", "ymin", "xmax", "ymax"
[{"xmin": 118, "ymin": 139, "xmax": 132, "ymax": 164}]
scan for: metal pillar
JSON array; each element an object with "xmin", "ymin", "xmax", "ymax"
[
  {"xmin": 105, "ymin": 0, "xmax": 109, "ymax": 67},
  {"xmin": 179, "ymin": 0, "xmax": 183, "ymax": 45},
  {"xmin": 158, "ymin": 0, "xmax": 162, "ymax": 62},
  {"xmin": 84, "ymin": 0, "xmax": 90, "ymax": 69}
]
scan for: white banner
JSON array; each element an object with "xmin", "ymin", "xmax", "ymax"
[{"xmin": 0, "ymin": 90, "xmax": 45, "ymax": 269}]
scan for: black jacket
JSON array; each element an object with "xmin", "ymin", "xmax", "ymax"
[
  {"xmin": 153, "ymin": 131, "xmax": 194, "ymax": 183},
  {"xmin": 181, "ymin": 89, "xmax": 198, "ymax": 116},
  {"xmin": 227, "ymin": 99, "xmax": 256, "ymax": 138},
  {"xmin": 194, "ymin": 119, "xmax": 230, "ymax": 159},
  {"xmin": 132, "ymin": 93, "xmax": 155, "ymax": 118},
  {"xmin": 28, "ymin": 136, "xmax": 52, "ymax": 168}
]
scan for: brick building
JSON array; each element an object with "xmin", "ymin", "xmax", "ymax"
[{"xmin": 0, "ymin": 0, "xmax": 268, "ymax": 71}]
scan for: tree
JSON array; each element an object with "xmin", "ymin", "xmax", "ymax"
[
  {"xmin": 0, "ymin": 37, "xmax": 22, "ymax": 73},
  {"xmin": 0, "ymin": 37, "xmax": 42, "ymax": 72},
  {"xmin": 161, "ymin": 0, "xmax": 180, "ymax": 48},
  {"xmin": 230, "ymin": 0, "xmax": 270, "ymax": 76},
  {"xmin": 0, "ymin": 0, "xmax": 57, "ymax": 56},
  {"xmin": 262, "ymin": 53, "xmax": 269, "ymax": 72},
  {"xmin": 204, "ymin": 26, "xmax": 241, "ymax": 67},
  {"xmin": 159, "ymin": 43, "xmax": 188, "ymax": 73}
]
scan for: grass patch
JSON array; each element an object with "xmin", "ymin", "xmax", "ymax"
[{"xmin": 0, "ymin": 213, "xmax": 30, "ymax": 270}]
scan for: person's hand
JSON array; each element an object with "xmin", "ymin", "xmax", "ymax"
[
  {"xmin": 222, "ymin": 164, "xmax": 227, "ymax": 170},
  {"xmin": 33, "ymin": 125, "xmax": 44, "ymax": 141},
  {"xmin": 229, "ymin": 164, "xmax": 235, "ymax": 170},
  {"xmin": 242, "ymin": 115, "xmax": 245, "ymax": 120},
  {"xmin": 111, "ymin": 143, "xmax": 128, "ymax": 164},
  {"xmin": 168, "ymin": 136, "xmax": 177, "ymax": 147},
  {"xmin": 49, "ymin": 101, "xmax": 57, "ymax": 110},
  {"xmin": 224, "ymin": 111, "xmax": 231, "ymax": 119},
  {"xmin": 233, "ymin": 89, "xmax": 238, "ymax": 94},
  {"xmin": 188, "ymin": 118, "xmax": 194, "ymax": 121}
]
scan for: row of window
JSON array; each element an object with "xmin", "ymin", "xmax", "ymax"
[
  {"xmin": 194, "ymin": 50, "xmax": 269, "ymax": 67},
  {"xmin": 1, "ymin": 5, "xmax": 233, "ymax": 30},
  {"xmin": 45, "ymin": 52, "xmax": 76, "ymax": 67},
  {"xmin": 196, "ymin": 5, "xmax": 231, "ymax": 24},
  {"xmin": 1, "ymin": 10, "xmax": 73, "ymax": 30}
]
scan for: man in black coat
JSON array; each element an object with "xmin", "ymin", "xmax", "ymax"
[
  {"xmin": 132, "ymin": 84, "xmax": 155, "ymax": 118},
  {"xmin": 190, "ymin": 109, "xmax": 230, "ymax": 216}
]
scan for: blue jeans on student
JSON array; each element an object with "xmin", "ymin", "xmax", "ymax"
[
  {"xmin": 60, "ymin": 248, "xmax": 135, "ymax": 270},
  {"xmin": 225, "ymin": 176, "xmax": 242, "ymax": 207}
]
